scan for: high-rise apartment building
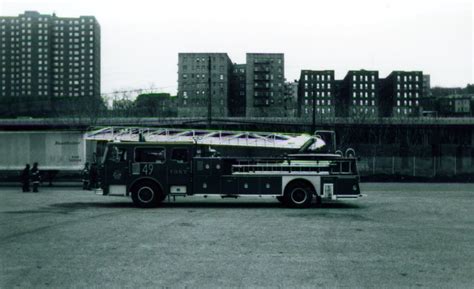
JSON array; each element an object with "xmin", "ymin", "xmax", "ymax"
[
  {"xmin": 245, "ymin": 53, "xmax": 285, "ymax": 117},
  {"xmin": 0, "ymin": 11, "xmax": 100, "ymax": 116},
  {"xmin": 337, "ymin": 70, "xmax": 379, "ymax": 118},
  {"xmin": 298, "ymin": 70, "xmax": 335, "ymax": 118},
  {"xmin": 229, "ymin": 63, "xmax": 246, "ymax": 117},
  {"xmin": 177, "ymin": 53, "xmax": 232, "ymax": 117},
  {"xmin": 379, "ymin": 71, "xmax": 423, "ymax": 117}
]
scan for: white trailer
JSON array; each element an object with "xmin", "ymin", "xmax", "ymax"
[{"xmin": 0, "ymin": 130, "xmax": 88, "ymax": 171}]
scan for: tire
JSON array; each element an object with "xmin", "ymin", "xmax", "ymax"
[
  {"xmin": 284, "ymin": 181, "xmax": 314, "ymax": 208},
  {"xmin": 131, "ymin": 180, "xmax": 164, "ymax": 208},
  {"xmin": 315, "ymin": 195, "xmax": 322, "ymax": 207},
  {"xmin": 276, "ymin": 196, "xmax": 285, "ymax": 204},
  {"xmin": 157, "ymin": 193, "xmax": 167, "ymax": 203}
]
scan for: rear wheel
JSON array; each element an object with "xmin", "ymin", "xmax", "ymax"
[
  {"xmin": 131, "ymin": 180, "xmax": 164, "ymax": 208},
  {"xmin": 284, "ymin": 181, "xmax": 314, "ymax": 208}
]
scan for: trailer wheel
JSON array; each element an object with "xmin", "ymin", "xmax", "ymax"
[
  {"xmin": 131, "ymin": 180, "xmax": 163, "ymax": 208},
  {"xmin": 284, "ymin": 181, "xmax": 314, "ymax": 208}
]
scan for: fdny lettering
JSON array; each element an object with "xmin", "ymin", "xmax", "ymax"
[{"xmin": 169, "ymin": 169, "xmax": 189, "ymax": 175}]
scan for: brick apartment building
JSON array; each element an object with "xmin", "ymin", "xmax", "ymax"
[
  {"xmin": 229, "ymin": 63, "xmax": 246, "ymax": 117},
  {"xmin": 336, "ymin": 70, "xmax": 379, "ymax": 118},
  {"xmin": 298, "ymin": 70, "xmax": 335, "ymax": 118},
  {"xmin": 379, "ymin": 71, "xmax": 423, "ymax": 117},
  {"xmin": 177, "ymin": 53, "xmax": 232, "ymax": 117},
  {"xmin": 245, "ymin": 53, "xmax": 285, "ymax": 117}
]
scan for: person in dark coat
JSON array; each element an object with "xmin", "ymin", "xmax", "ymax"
[
  {"xmin": 89, "ymin": 163, "xmax": 98, "ymax": 190},
  {"xmin": 31, "ymin": 162, "xmax": 41, "ymax": 193},
  {"xmin": 82, "ymin": 162, "xmax": 90, "ymax": 190},
  {"xmin": 21, "ymin": 164, "xmax": 30, "ymax": 192}
]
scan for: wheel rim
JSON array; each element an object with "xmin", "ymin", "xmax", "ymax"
[
  {"xmin": 291, "ymin": 188, "xmax": 308, "ymax": 204},
  {"xmin": 137, "ymin": 186, "xmax": 154, "ymax": 203}
]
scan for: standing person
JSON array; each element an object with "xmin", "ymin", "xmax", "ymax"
[
  {"xmin": 89, "ymin": 163, "xmax": 98, "ymax": 190},
  {"xmin": 31, "ymin": 162, "xmax": 41, "ymax": 193},
  {"xmin": 82, "ymin": 162, "xmax": 90, "ymax": 190},
  {"xmin": 21, "ymin": 164, "xmax": 30, "ymax": 192}
]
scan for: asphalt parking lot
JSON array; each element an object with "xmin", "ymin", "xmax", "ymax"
[{"xmin": 1, "ymin": 183, "xmax": 473, "ymax": 289}]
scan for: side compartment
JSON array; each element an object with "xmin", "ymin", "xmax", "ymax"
[
  {"xmin": 192, "ymin": 157, "xmax": 223, "ymax": 195},
  {"xmin": 321, "ymin": 176, "xmax": 360, "ymax": 198},
  {"xmin": 259, "ymin": 177, "xmax": 281, "ymax": 195},
  {"xmin": 220, "ymin": 176, "xmax": 281, "ymax": 195}
]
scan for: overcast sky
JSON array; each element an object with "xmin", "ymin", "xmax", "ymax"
[{"xmin": 1, "ymin": 0, "xmax": 473, "ymax": 97}]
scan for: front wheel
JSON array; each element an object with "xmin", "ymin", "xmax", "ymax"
[
  {"xmin": 284, "ymin": 182, "xmax": 314, "ymax": 208},
  {"xmin": 131, "ymin": 180, "xmax": 164, "ymax": 208}
]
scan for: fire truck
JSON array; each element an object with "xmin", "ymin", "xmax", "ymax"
[{"xmin": 85, "ymin": 127, "xmax": 362, "ymax": 208}]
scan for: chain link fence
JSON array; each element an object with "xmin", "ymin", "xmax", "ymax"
[{"xmin": 354, "ymin": 144, "xmax": 474, "ymax": 178}]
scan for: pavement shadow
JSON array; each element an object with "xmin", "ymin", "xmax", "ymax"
[
  {"xmin": 2, "ymin": 209, "xmax": 68, "ymax": 215},
  {"xmin": 1, "ymin": 202, "xmax": 135, "ymax": 216},
  {"xmin": 160, "ymin": 202, "xmax": 283, "ymax": 209},
  {"xmin": 319, "ymin": 202, "xmax": 362, "ymax": 209},
  {"xmin": 50, "ymin": 201, "xmax": 136, "ymax": 210},
  {"xmin": 43, "ymin": 201, "xmax": 362, "ymax": 210}
]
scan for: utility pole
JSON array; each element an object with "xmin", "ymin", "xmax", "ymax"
[
  {"xmin": 207, "ymin": 55, "xmax": 212, "ymax": 128},
  {"xmin": 311, "ymin": 92, "xmax": 316, "ymax": 134}
]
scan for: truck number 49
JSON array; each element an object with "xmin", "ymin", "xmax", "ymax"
[{"xmin": 142, "ymin": 164, "xmax": 154, "ymax": 175}]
